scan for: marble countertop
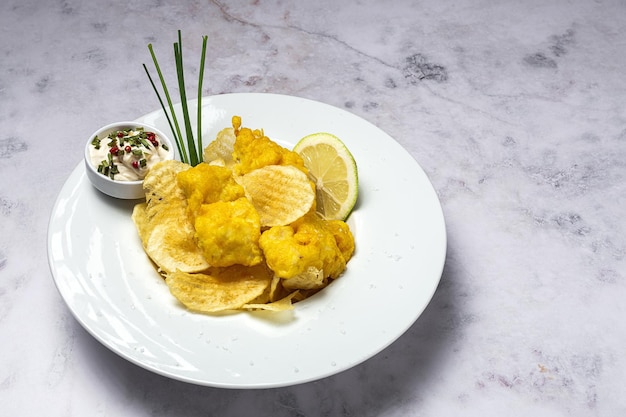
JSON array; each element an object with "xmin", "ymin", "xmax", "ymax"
[{"xmin": 2, "ymin": 0, "xmax": 625, "ymax": 415}]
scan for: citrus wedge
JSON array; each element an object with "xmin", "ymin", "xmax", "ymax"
[{"xmin": 293, "ymin": 133, "xmax": 358, "ymax": 220}]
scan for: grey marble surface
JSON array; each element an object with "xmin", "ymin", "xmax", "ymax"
[{"xmin": 2, "ymin": 0, "xmax": 625, "ymax": 415}]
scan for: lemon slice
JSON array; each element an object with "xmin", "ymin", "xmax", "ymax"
[{"xmin": 293, "ymin": 132, "xmax": 358, "ymax": 220}]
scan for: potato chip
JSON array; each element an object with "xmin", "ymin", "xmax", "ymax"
[
  {"xmin": 269, "ymin": 275, "xmax": 284, "ymax": 302},
  {"xmin": 243, "ymin": 291, "xmax": 299, "ymax": 311},
  {"xmin": 282, "ymin": 266, "xmax": 327, "ymax": 291},
  {"xmin": 247, "ymin": 285, "xmax": 271, "ymax": 305},
  {"xmin": 132, "ymin": 160, "xmax": 210, "ymax": 273},
  {"xmin": 166, "ymin": 264, "xmax": 272, "ymax": 313},
  {"xmin": 202, "ymin": 127, "xmax": 236, "ymax": 167},
  {"xmin": 239, "ymin": 165, "xmax": 315, "ymax": 227}
]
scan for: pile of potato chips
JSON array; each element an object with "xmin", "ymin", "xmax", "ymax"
[{"xmin": 132, "ymin": 117, "xmax": 355, "ymax": 313}]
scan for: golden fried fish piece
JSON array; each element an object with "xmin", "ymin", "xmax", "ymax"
[
  {"xmin": 176, "ymin": 163, "xmax": 244, "ymax": 218},
  {"xmin": 259, "ymin": 212, "xmax": 354, "ymax": 290},
  {"xmin": 233, "ymin": 127, "xmax": 307, "ymax": 175},
  {"xmin": 194, "ymin": 197, "xmax": 263, "ymax": 267}
]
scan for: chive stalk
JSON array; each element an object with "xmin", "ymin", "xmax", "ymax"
[
  {"xmin": 144, "ymin": 30, "xmax": 207, "ymax": 166},
  {"xmin": 197, "ymin": 35, "xmax": 208, "ymax": 158},
  {"xmin": 145, "ymin": 46, "xmax": 187, "ymax": 164},
  {"xmin": 174, "ymin": 33, "xmax": 198, "ymax": 166}
]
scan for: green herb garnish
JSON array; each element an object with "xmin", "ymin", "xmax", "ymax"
[
  {"xmin": 110, "ymin": 164, "xmax": 119, "ymax": 179},
  {"xmin": 140, "ymin": 138, "xmax": 151, "ymax": 148},
  {"xmin": 143, "ymin": 30, "xmax": 208, "ymax": 166}
]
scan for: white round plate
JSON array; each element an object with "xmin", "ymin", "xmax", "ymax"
[{"xmin": 48, "ymin": 93, "xmax": 446, "ymax": 388}]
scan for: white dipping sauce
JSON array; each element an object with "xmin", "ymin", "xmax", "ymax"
[{"xmin": 89, "ymin": 127, "xmax": 171, "ymax": 181}]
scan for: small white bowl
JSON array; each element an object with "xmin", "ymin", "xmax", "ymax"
[{"xmin": 84, "ymin": 121, "xmax": 175, "ymax": 199}]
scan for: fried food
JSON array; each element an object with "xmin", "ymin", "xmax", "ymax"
[
  {"xmin": 239, "ymin": 164, "xmax": 315, "ymax": 227},
  {"xmin": 194, "ymin": 197, "xmax": 263, "ymax": 267},
  {"xmin": 202, "ymin": 126, "xmax": 237, "ymax": 167},
  {"xmin": 259, "ymin": 212, "xmax": 355, "ymax": 290},
  {"xmin": 232, "ymin": 127, "xmax": 306, "ymax": 175},
  {"xmin": 132, "ymin": 116, "xmax": 356, "ymax": 313},
  {"xmin": 132, "ymin": 160, "xmax": 210, "ymax": 273},
  {"xmin": 176, "ymin": 163, "xmax": 262, "ymax": 268},
  {"xmin": 166, "ymin": 264, "xmax": 272, "ymax": 313},
  {"xmin": 177, "ymin": 163, "xmax": 244, "ymax": 217},
  {"xmin": 243, "ymin": 291, "xmax": 299, "ymax": 311}
]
